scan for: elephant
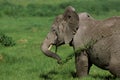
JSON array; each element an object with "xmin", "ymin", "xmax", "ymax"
[
  {"xmin": 41, "ymin": 6, "xmax": 120, "ymax": 78},
  {"xmin": 41, "ymin": 6, "xmax": 79, "ymax": 63}
]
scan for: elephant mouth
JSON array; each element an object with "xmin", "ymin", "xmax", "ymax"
[
  {"xmin": 48, "ymin": 42, "xmax": 65, "ymax": 50},
  {"xmin": 56, "ymin": 42, "xmax": 65, "ymax": 46},
  {"xmin": 48, "ymin": 42, "xmax": 65, "ymax": 53},
  {"xmin": 48, "ymin": 44, "xmax": 58, "ymax": 54}
]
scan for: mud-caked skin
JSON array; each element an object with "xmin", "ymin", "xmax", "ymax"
[{"xmin": 41, "ymin": 6, "xmax": 120, "ymax": 78}]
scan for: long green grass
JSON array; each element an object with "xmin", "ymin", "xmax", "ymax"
[{"xmin": 0, "ymin": 0, "xmax": 120, "ymax": 80}]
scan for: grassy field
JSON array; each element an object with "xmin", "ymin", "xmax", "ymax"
[{"xmin": 0, "ymin": 0, "xmax": 120, "ymax": 80}]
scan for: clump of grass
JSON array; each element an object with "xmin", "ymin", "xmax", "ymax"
[{"xmin": 0, "ymin": 33, "xmax": 15, "ymax": 47}]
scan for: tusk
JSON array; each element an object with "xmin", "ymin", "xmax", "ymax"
[
  {"xmin": 48, "ymin": 45, "xmax": 53, "ymax": 50},
  {"xmin": 73, "ymin": 30, "xmax": 76, "ymax": 35}
]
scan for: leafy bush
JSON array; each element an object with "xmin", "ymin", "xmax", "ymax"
[{"xmin": 0, "ymin": 33, "xmax": 15, "ymax": 47}]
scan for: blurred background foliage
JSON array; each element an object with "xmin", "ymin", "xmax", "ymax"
[{"xmin": 0, "ymin": 0, "xmax": 119, "ymax": 17}]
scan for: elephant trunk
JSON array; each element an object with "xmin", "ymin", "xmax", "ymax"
[{"xmin": 41, "ymin": 38, "xmax": 61, "ymax": 63}]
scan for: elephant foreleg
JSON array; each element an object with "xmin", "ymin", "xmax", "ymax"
[{"xmin": 75, "ymin": 50, "xmax": 91, "ymax": 77}]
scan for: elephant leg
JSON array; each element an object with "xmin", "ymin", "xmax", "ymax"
[{"xmin": 75, "ymin": 50, "xmax": 90, "ymax": 77}]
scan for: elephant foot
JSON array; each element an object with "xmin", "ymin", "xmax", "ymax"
[{"xmin": 76, "ymin": 64, "xmax": 89, "ymax": 77}]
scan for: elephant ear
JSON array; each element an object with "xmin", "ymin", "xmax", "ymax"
[{"xmin": 63, "ymin": 6, "xmax": 79, "ymax": 44}]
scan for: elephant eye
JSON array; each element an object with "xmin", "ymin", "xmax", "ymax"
[
  {"xmin": 52, "ymin": 28, "xmax": 57, "ymax": 34},
  {"xmin": 52, "ymin": 29, "xmax": 56, "ymax": 32}
]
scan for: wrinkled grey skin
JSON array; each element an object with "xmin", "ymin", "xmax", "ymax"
[
  {"xmin": 41, "ymin": 6, "xmax": 120, "ymax": 77},
  {"xmin": 74, "ymin": 13, "xmax": 120, "ymax": 77}
]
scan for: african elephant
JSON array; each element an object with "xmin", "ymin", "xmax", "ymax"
[
  {"xmin": 41, "ymin": 6, "xmax": 120, "ymax": 78},
  {"xmin": 74, "ymin": 13, "xmax": 120, "ymax": 77},
  {"xmin": 41, "ymin": 6, "xmax": 79, "ymax": 63}
]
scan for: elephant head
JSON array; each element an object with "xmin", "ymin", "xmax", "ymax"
[{"xmin": 41, "ymin": 6, "xmax": 79, "ymax": 63}]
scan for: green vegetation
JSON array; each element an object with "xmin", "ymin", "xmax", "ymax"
[
  {"xmin": 0, "ymin": 0, "xmax": 119, "ymax": 17},
  {"xmin": 0, "ymin": 33, "xmax": 15, "ymax": 46},
  {"xmin": 0, "ymin": 0, "xmax": 120, "ymax": 80}
]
